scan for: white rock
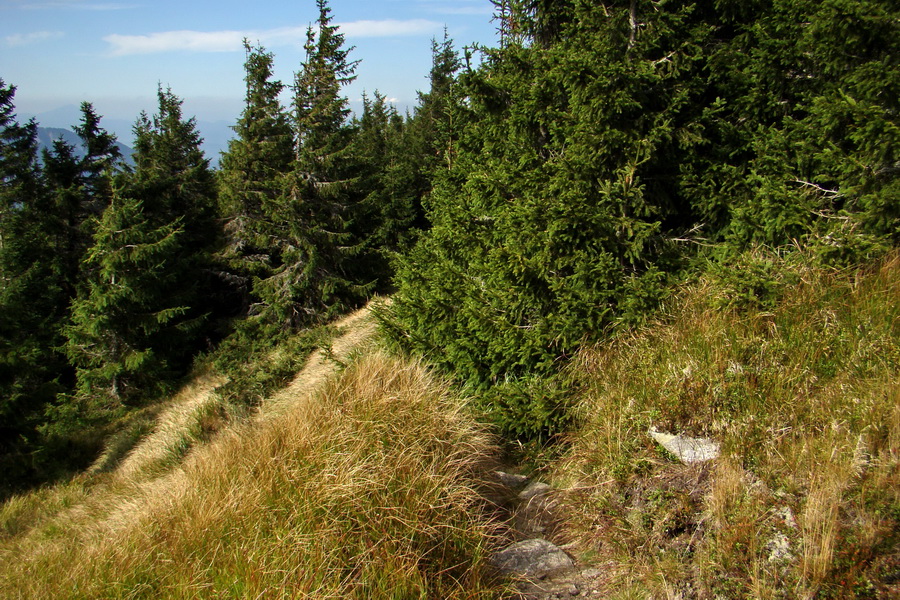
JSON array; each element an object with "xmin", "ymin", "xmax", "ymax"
[
  {"xmin": 650, "ymin": 429, "xmax": 720, "ymax": 463},
  {"xmin": 774, "ymin": 505, "xmax": 797, "ymax": 529},
  {"xmin": 766, "ymin": 532, "xmax": 794, "ymax": 563},
  {"xmin": 495, "ymin": 471, "xmax": 529, "ymax": 487}
]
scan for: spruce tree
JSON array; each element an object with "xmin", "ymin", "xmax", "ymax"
[
  {"xmin": 255, "ymin": 0, "xmax": 367, "ymax": 329},
  {"xmin": 360, "ymin": 31, "xmax": 463, "ymax": 273},
  {"xmin": 794, "ymin": 0, "xmax": 899, "ymax": 247},
  {"xmin": 0, "ymin": 81, "xmax": 81, "ymax": 487},
  {"xmin": 39, "ymin": 105, "xmax": 121, "ymax": 300},
  {"xmin": 0, "ymin": 86, "xmax": 126, "ymax": 488},
  {"xmin": 129, "ymin": 87, "xmax": 217, "ymax": 252},
  {"xmin": 346, "ymin": 91, "xmax": 410, "ymax": 288},
  {"xmin": 392, "ymin": 2, "xmax": 702, "ymax": 387},
  {"xmin": 73, "ymin": 102, "xmax": 121, "ymax": 231},
  {"xmin": 41, "ymin": 137, "xmax": 83, "ymax": 298},
  {"xmin": 63, "ymin": 87, "xmax": 217, "ymax": 409},
  {"xmin": 0, "ymin": 80, "xmax": 41, "ymax": 221},
  {"xmin": 218, "ymin": 40, "xmax": 294, "ymax": 314},
  {"xmin": 416, "ymin": 30, "xmax": 463, "ymax": 175},
  {"xmin": 63, "ymin": 195, "xmax": 189, "ymax": 405}
]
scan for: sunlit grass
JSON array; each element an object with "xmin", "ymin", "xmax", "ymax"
[
  {"xmin": 5, "ymin": 253, "xmax": 896, "ymax": 599},
  {"xmin": 555, "ymin": 250, "xmax": 900, "ymax": 598},
  {"xmin": 0, "ymin": 352, "xmax": 508, "ymax": 599}
]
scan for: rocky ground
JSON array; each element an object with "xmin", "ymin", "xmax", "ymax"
[
  {"xmin": 488, "ymin": 431, "xmax": 724, "ymax": 599},
  {"xmin": 489, "ymin": 470, "xmax": 615, "ymax": 600}
]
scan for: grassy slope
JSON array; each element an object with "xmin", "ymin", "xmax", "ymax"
[
  {"xmin": 1, "ymin": 254, "xmax": 898, "ymax": 599},
  {"xmin": 554, "ymin": 252, "xmax": 900, "ymax": 599},
  {"xmin": 0, "ymin": 308, "xmax": 509, "ymax": 599}
]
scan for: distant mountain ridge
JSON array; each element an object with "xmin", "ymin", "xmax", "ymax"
[
  {"xmin": 36, "ymin": 127, "xmax": 135, "ymax": 167},
  {"xmin": 27, "ymin": 105, "xmax": 235, "ymax": 167}
]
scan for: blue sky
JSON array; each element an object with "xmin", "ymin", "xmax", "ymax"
[{"xmin": 0, "ymin": 0, "xmax": 497, "ymax": 148}]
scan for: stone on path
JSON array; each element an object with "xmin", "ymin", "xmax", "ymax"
[
  {"xmin": 495, "ymin": 471, "xmax": 530, "ymax": 488},
  {"xmin": 519, "ymin": 481, "xmax": 552, "ymax": 501},
  {"xmin": 650, "ymin": 429, "xmax": 720, "ymax": 464},
  {"xmin": 491, "ymin": 538, "xmax": 574, "ymax": 578}
]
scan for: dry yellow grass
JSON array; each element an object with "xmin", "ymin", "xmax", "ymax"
[
  {"xmin": 7, "ymin": 254, "xmax": 896, "ymax": 599},
  {"xmin": 553, "ymin": 252, "xmax": 900, "ymax": 598},
  {"xmin": 259, "ymin": 302, "xmax": 379, "ymax": 420},
  {"xmin": 0, "ymin": 303, "xmax": 507, "ymax": 599},
  {"xmin": 104, "ymin": 372, "xmax": 227, "ymax": 481}
]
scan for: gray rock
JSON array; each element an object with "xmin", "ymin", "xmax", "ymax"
[
  {"xmin": 774, "ymin": 505, "xmax": 798, "ymax": 529},
  {"xmin": 519, "ymin": 480, "xmax": 552, "ymax": 501},
  {"xmin": 495, "ymin": 470, "xmax": 530, "ymax": 488},
  {"xmin": 650, "ymin": 429, "xmax": 720, "ymax": 463},
  {"xmin": 491, "ymin": 538, "xmax": 575, "ymax": 577},
  {"xmin": 766, "ymin": 532, "xmax": 794, "ymax": 563}
]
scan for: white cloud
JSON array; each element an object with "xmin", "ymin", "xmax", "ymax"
[
  {"xmin": 104, "ymin": 19, "xmax": 443, "ymax": 56},
  {"xmin": 104, "ymin": 30, "xmax": 246, "ymax": 55},
  {"xmin": 5, "ymin": 30, "xmax": 64, "ymax": 46}
]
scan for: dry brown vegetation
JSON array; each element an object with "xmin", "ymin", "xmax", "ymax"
[
  {"xmin": 0, "ymin": 307, "xmax": 509, "ymax": 599},
  {"xmin": 553, "ymin": 252, "xmax": 900, "ymax": 598}
]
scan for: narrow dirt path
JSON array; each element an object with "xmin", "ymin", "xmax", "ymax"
[
  {"xmin": 491, "ymin": 470, "xmax": 613, "ymax": 600},
  {"xmin": 257, "ymin": 302, "xmax": 379, "ymax": 421},
  {"xmin": 53, "ymin": 303, "xmax": 383, "ymax": 541}
]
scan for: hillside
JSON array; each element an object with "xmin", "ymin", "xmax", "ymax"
[
  {"xmin": 547, "ymin": 251, "xmax": 900, "ymax": 598},
  {"xmin": 0, "ymin": 252, "xmax": 897, "ymax": 599},
  {"xmin": 0, "ymin": 303, "xmax": 510, "ymax": 598},
  {"xmin": 3, "ymin": 0, "xmax": 896, "ymax": 510}
]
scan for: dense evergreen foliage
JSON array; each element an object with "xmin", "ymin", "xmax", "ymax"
[
  {"xmin": 0, "ymin": 0, "xmax": 897, "ymax": 492},
  {"xmin": 53, "ymin": 87, "xmax": 220, "ymax": 455},
  {"xmin": 218, "ymin": 40, "xmax": 295, "ymax": 318},
  {"xmin": 255, "ymin": 0, "xmax": 367, "ymax": 328},
  {"xmin": 0, "ymin": 80, "xmax": 65, "ymax": 485},
  {"xmin": 388, "ymin": 0, "xmax": 897, "ymax": 430},
  {"xmin": 1, "ymin": 84, "xmax": 125, "ymax": 486}
]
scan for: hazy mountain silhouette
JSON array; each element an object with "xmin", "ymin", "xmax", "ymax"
[
  {"xmin": 28, "ymin": 105, "xmax": 234, "ymax": 167},
  {"xmin": 36, "ymin": 127, "xmax": 135, "ymax": 166}
]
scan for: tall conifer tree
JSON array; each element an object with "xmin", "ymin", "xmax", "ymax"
[
  {"xmin": 40, "ymin": 103, "xmax": 122, "ymax": 299},
  {"xmin": 362, "ymin": 31, "xmax": 463, "ymax": 271},
  {"xmin": 64, "ymin": 87, "xmax": 217, "ymax": 408},
  {"xmin": 0, "ymin": 88, "xmax": 123, "ymax": 487},
  {"xmin": 218, "ymin": 40, "xmax": 294, "ymax": 314},
  {"xmin": 0, "ymin": 80, "xmax": 67, "ymax": 486},
  {"xmin": 412, "ymin": 31, "xmax": 463, "ymax": 178},
  {"xmin": 346, "ymin": 91, "xmax": 409, "ymax": 287},
  {"xmin": 255, "ymin": 0, "xmax": 367, "ymax": 329},
  {"xmin": 392, "ymin": 2, "xmax": 698, "ymax": 388},
  {"xmin": 73, "ymin": 102, "xmax": 121, "ymax": 231}
]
